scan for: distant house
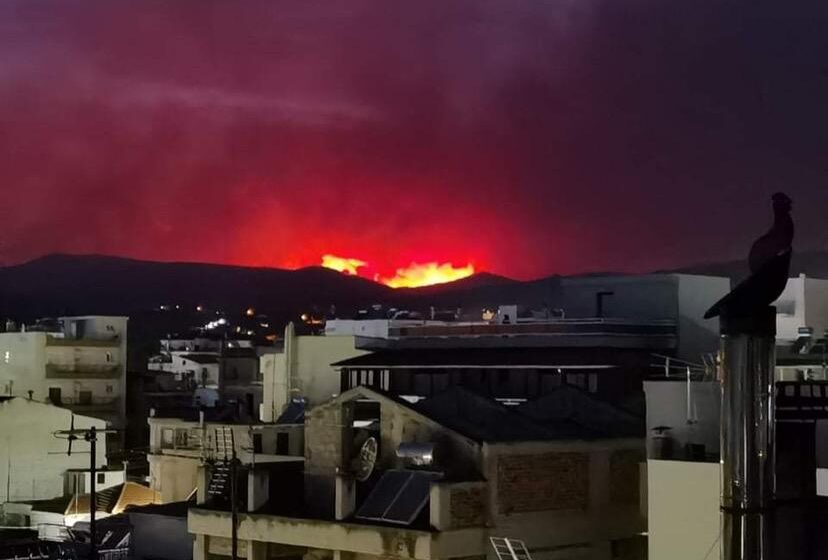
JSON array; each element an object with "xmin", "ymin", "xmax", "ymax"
[{"xmin": 150, "ymin": 353, "xmax": 220, "ymax": 388}]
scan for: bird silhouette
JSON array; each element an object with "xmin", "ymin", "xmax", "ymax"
[
  {"xmin": 748, "ymin": 192, "xmax": 793, "ymax": 273},
  {"xmin": 704, "ymin": 193, "xmax": 793, "ymax": 320}
]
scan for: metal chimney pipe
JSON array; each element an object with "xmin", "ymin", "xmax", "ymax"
[{"xmin": 719, "ymin": 307, "xmax": 776, "ymax": 560}]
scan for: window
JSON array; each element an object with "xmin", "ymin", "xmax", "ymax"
[
  {"xmin": 567, "ymin": 373, "xmax": 587, "ymax": 389},
  {"xmin": 276, "ymin": 432, "xmax": 290, "ymax": 455},
  {"xmin": 49, "ymin": 387, "xmax": 62, "ymax": 405},
  {"xmin": 161, "ymin": 428, "xmax": 174, "ymax": 448},
  {"xmin": 174, "ymin": 428, "xmax": 189, "ymax": 448},
  {"xmin": 588, "ymin": 373, "xmax": 598, "ymax": 393},
  {"xmin": 252, "ymin": 433, "xmax": 263, "ymax": 454},
  {"xmin": 498, "ymin": 370, "xmax": 509, "ymax": 385},
  {"xmin": 105, "ymin": 352, "xmax": 112, "ymax": 363},
  {"xmin": 97, "ymin": 473, "xmax": 105, "ymax": 484},
  {"xmin": 3, "ymin": 351, "xmax": 9, "ymax": 364},
  {"xmin": 540, "ymin": 373, "xmax": 562, "ymax": 394},
  {"xmin": 106, "ymin": 384, "xmax": 113, "ymax": 394}
]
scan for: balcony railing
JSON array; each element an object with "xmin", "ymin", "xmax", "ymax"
[
  {"xmin": 46, "ymin": 335, "xmax": 121, "ymax": 347},
  {"xmin": 46, "ymin": 364, "xmax": 121, "ymax": 378},
  {"xmin": 61, "ymin": 396, "xmax": 120, "ymax": 412}
]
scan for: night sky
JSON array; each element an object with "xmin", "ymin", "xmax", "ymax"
[{"xmin": 1, "ymin": 0, "xmax": 827, "ymax": 281}]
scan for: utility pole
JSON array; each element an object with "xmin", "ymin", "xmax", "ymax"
[
  {"xmin": 54, "ymin": 419, "xmax": 117, "ymax": 560},
  {"xmin": 88, "ymin": 426, "xmax": 98, "ymax": 560},
  {"xmin": 230, "ymin": 430, "xmax": 239, "ymax": 560}
]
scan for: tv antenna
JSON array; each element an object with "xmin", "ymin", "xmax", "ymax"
[{"xmin": 54, "ymin": 418, "xmax": 118, "ymax": 560}]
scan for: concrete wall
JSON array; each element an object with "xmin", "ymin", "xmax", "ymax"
[
  {"xmin": 189, "ymin": 508, "xmax": 488, "ymax": 560},
  {"xmin": 676, "ymin": 274, "xmax": 730, "ymax": 363},
  {"xmin": 0, "ymin": 332, "xmax": 48, "ymax": 398},
  {"xmin": 647, "ymin": 459, "xmax": 719, "ymax": 560},
  {"xmin": 130, "ymin": 512, "xmax": 193, "ymax": 560},
  {"xmin": 773, "ymin": 275, "xmax": 828, "ymax": 342},
  {"xmin": 643, "ymin": 380, "xmax": 720, "ymax": 460},
  {"xmin": 804, "ymin": 277, "xmax": 828, "ymax": 340},
  {"xmin": 561, "ymin": 276, "xmax": 678, "ymax": 320},
  {"xmin": 0, "ymin": 398, "xmax": 106, "ymax": 503},
  {"xmin": 149, "ymin": 454, "xmax": 199, "ymax": 503},
  {"xmin": 261, "ymin": 328, "xmax": 368, "ymax": 422},
  {"xmin": 776, "ymin": 275, "xmax": 807, "ymax": 342},
  {"xmin": 483, "ymin": 440, "xmax": 645, "ymax": 560},
  {"xmin": 561, "ymin": 274, "xmax": 728, "ymax": 362}
]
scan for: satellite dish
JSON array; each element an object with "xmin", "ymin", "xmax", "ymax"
[{"xmin": 354, "ymin": 437, "xmax": 378, "ymax": 482}]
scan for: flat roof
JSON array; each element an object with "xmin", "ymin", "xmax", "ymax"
[{"xmin": 334, "ymin": 348, "xmax": 623, "ymax": 369}]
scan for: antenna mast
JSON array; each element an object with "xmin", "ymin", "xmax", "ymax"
[{"xmin": 54, "ymin": 420, "xmax": 117, "ymax": 560}]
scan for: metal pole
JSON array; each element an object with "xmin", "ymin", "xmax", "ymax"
[
  {"xmin": 719, "ymin": 307, "xmax": 776, "ymax": 560},
  {"xmin": 230, "ymin": 431, "xmax": 238, "ymax": 560},
  {"xmin": 88, "ymin": 426, "xmax": 97, "ymax": 560}
]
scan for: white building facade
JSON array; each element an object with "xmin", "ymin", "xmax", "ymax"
[
  {"xmin": 260, "ymin": 323, "xmax": 369, "ymax": 422},
  {"xmin": 0, "ymin": 316, "xmax": 128, "ymax": 429},
  {"xmin": 0, "ymin": 397, "xmax": 107, "ymax": 503},
  {"xmin": 774, "ymin": 274, "xmax": 828, "ymax": 343}
]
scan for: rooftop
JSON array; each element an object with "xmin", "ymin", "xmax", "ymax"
[
  {"xmin": 333, "ymin": 348, "xmax": 628, "ymax": 368},
  {"xmin": 181, "ymin": 353, "xmax": 220, "ymax": 365}
]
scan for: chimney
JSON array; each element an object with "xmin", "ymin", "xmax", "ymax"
[{"xmin": 719, "ymin": 307, "xmax": 776, "ymax": 560}]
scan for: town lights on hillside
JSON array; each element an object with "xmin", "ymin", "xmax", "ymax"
[{"xmin": 246, "ymin": 307, "xmax": 255, "ymax": 317}]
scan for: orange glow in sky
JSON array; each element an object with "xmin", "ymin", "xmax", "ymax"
[{"xmin": 321, "ymin": 255, "xmax": 474, "ymax": 288}]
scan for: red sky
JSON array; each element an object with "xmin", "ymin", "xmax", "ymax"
[{"xmin": 1, "ymin": 0, "xmax": 827, "ymax": 280}]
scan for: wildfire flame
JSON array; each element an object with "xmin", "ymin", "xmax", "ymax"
[
  {"xmin": 321, "ymin": 254, "xmax": 475, "ymax": 288},
  {"xmin": 382, "ymin": 261, "xmax": 475, "ymax": 288},
  {"xmin": 321, "ymin": 254, "xmax": 367, "ymax": 275}
]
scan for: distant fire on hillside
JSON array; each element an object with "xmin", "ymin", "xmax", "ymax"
[{"xmin": 321, "ymin": 254, "xmax": 474, "ymax": 288}]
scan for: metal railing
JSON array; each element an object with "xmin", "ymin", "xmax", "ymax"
[{"xmin": 46, "ymin": 363, "xmax": 121, "ymax": 378}]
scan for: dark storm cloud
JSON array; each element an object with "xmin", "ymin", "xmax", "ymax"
[{"xmin": 0, "ymin": 0, "xmax": 826, "ymax": 278}]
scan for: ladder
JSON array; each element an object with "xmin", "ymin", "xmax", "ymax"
[
  {"xmin": 490, "ymin": 537, "xmax": 533, "ymax": 560},
  {"xmin": 213, "ymin": 426, "xmax": 235, "ymax": 462},
  {"xmin": 207, "ymin": 462, "xmax": 232, "ymax": 501}
]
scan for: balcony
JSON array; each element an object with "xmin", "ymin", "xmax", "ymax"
[
  {"xmin": 46, "ymin": 364, "xmax": 121, "ymax": 379},
  {"xmin": 62, "ymin": 396, "xmax": 120, "ymax": 413},
  {"xmin": 46, "ymin": 335, "xmax": 121, "ymax": 348}
]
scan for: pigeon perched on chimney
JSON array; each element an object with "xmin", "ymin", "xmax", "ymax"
[
  {"xmin": 704, "ymin": 193, "xmax": 793, "ymax": 320},
  {"xmin": 748, "ymin": 192, "xmax": 794, "ymax": 273}
]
